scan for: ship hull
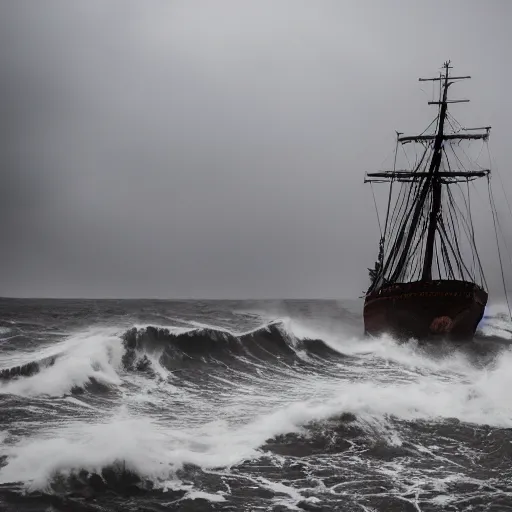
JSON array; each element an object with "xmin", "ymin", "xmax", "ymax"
[{"xmin": 363, "ymin": 280, "xmax": 488, "ymax": 341}]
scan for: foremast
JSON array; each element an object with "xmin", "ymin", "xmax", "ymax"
[{"xmin": 365, "ymin": 61, "xmax": 491, "ymax": 293}]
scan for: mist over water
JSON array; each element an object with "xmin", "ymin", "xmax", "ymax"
[{"xmin": 0, "ymin": 298, "xmax": 511, "ymax": 511}]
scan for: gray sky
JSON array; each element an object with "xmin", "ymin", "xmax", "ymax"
[{"xmin": 0, "ymin": 0, "xmax": 511, "ymax": 298}]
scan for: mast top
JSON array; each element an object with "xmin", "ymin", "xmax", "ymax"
[
  {"xmin": 418, "ymin": 60, "xmax": 464, "ymax": 82},
  {"xmin": 390, "ymin": 61, "xmax": 491, "ymax": 148}
]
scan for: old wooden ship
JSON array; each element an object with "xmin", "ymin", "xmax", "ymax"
[{"xmin": 363, "ymin": 61, "xmax": 492, "ymax": 341}]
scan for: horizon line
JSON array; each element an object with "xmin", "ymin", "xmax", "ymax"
[{"xmin": 0, "ymin": 295, "xmax": 361, "ymax": 301}]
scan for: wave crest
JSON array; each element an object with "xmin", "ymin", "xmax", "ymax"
[{"xmin": 121, "ymin": 321, "xmax": 342, "ymax": 371}]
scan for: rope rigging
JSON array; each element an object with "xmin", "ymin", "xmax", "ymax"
[
  {"xmin": 488, "ymin": 177, "xmax": 512, "ymax": 321},
  {"xmin": 367, "ymin": 103, "xmax": 490, "ymax": 289}
]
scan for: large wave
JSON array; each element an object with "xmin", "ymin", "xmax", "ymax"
[
  {"xmin": 122, "ymin": 321, "xmax": 343, "ymax": 370},
  {"xmin": 0, "ymin": 320, "xmax": 343, "ymax": 398}
]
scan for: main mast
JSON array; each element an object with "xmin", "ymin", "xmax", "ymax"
[{"xmin": 421, "ymin": 61, "xmax": 451, "ymax": 281}]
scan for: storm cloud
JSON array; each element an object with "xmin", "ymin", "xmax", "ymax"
[{"xmin": 0, "ymin": 0, "xmax": 511, "ymax": 298}]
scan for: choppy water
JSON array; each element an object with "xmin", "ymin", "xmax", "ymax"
[{"xmin": 0, "ymin": 298, "xmax": 511, "ymax": 511}]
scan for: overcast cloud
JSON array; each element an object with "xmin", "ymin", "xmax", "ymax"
[{"xmin": 0, "ymin": 0, "xmax": 511, "ymax": 298}]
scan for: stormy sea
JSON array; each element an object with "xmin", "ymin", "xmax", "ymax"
[{"xmin": 0, "ymin": 299, "xmax": 511, "ymax": 512}]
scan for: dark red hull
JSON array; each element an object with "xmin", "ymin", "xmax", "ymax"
[{"xmin": 363, "ymin": 280, "xmax": 488, "ymax": 341}]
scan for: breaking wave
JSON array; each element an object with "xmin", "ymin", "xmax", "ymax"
[
  {"xmin": 0, "ymin": 329, "xmax": 124, "ymax": 397},
  {"xmin": 122, "ymin": 321, "xmax": 342, "ymax": 367},
  {"xmin": 0, "ymin": 320, "xmax": 343, "ymax": 398}
]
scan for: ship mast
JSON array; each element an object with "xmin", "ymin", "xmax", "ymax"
[{"xmin": 421, "ymin": 61, "xmax": 451, "ymax": 280}]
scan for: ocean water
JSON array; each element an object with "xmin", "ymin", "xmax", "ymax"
[{"xmin": 0, "ymin": 298, "xmax": 511, "ymax": 512}]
